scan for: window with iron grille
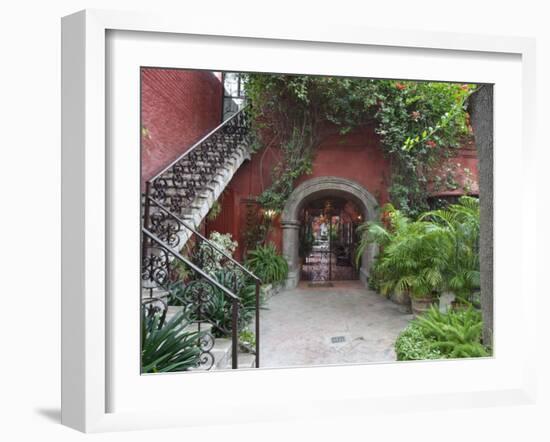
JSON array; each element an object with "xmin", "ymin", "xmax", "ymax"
[{"xmin": 222, "ymin": 72, "xmax": 246, "ymax": 121}]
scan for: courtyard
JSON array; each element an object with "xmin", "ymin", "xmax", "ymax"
[
  {"xmin": 261, "ymin": 281, "xmax": 412, "ymax": 368},
  {"xmin": 139, "ymin": 70, "xmax": 490, "ymax": 374}
]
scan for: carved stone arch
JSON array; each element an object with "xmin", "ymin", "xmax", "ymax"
[{"xmin": 281, "ymin": 176, "xmax": 379, "ymax": 288}]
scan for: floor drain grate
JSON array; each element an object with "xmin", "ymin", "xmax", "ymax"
[{"xmin": 331, "ymin": 336, "xmax": 346, "ymax": 344}]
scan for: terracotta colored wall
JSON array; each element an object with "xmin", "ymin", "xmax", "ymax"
[
  {"xmin": 295, "ymin": 126, "xmax": 391, "ymax": 204},
  {"xmin": 214, "ymin": 125, "xmax": 479, "ymax": 260},
  {"xmin": 221, "ymin": 125, "xmax": 393, "ymax": 258},
  {"xmin": 140, "ymin": 67, "xmax": 479, "ymax": 262},
  {"xmin": 429, "ymin": 145, "xmax": 480, "ymax": 196},
  {"xmin": 141, "ymin": 68, "xmax": 222, "ymax": 184}
]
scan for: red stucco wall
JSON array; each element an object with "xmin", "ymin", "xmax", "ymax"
[
  {"xmin": 223, "ymin": 125, "xmax": 394, "ymax": 258},
  {"xmin": 141, "ymin": 68, "xmax": 222, "ymax": 184},
  {"xmin": 140, "ymin": 69, "xmax": 479, "ymax": 262},
  {"xmin": 295, "ymin": 126, "xmax": 391, "ymax": 204},
  {"xmin": 217, "ymin": 125, "xmax": 478, "ymax": 260}
]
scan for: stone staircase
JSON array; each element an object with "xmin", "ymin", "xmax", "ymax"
[
  {"xmin": 141, "ymin": 108, "xmax": 262, "ymax": 372},
  {"xmin": 145, "ymin": 108, "xmax": 251, "ymax": 249}
]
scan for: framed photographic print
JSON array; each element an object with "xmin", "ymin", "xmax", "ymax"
[{"xmin": 61, "ymin": 9, "xmax": 537, "ymax": 432}]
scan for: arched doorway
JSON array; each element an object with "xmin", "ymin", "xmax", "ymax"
[
  {"xmin": 281, "ymin": 177, "xmax": 379, "ymax": 289},
  {"xmin": 299, "ymin": 196, "xmax": 362, "ymax": 283}
]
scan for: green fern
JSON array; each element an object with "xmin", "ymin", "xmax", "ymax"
[{"xmin": 415, "ymin": 306, "xmax": 489, "ymax": 358}]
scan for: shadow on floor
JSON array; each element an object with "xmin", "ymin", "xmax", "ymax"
[{"xmin": 34, "ymin": 407, "xmax": 61, "ymax": 423}]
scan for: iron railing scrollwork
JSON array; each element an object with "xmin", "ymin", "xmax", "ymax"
[
  {"xmin": 141, "ymin": 228, "xmax": 241, "ymax": 370},
  {"xmin": 147, "ymin": 108, "xmax": 250, "ymax": 219},
  {"xmin": 141, "ymin": 108, "xmax": 261, "ymax": 370},
  {"xmin": 142, "ymin": 197, "xmax": 262, "ymax": 368}
]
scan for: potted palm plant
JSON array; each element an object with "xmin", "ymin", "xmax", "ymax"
[
  {"xmin": 420, "ymin": 197, "xmax": 480, "ymax": 311},
  {"xmin": 357, "ymin": 204, "xmax": 451, "ymax": 316},
  {"xmin": 380, "ymin": 221, "xmax": 450, "ymax": 316}
]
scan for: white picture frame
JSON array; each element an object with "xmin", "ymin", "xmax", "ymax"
[{"xmin": 61, "ymin": 9, "xmax": 537, "ymax": 433}]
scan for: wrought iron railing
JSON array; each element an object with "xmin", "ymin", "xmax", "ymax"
[
  {"xmin": 146, "ymin": 108, "xmax": 249, "ymax": 219},
  {"xmin": 141, "ymin": 107, "xmax": 261, "ymax": 370},
  {"xmin": 143, "ymin": 196, "xmax": 261, "ymax": 365},
  {"xmin": 142, "ymin": 228, "xmax": 243, "ymax": 370}
]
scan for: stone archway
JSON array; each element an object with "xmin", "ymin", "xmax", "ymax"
[{"xmin": 281, "ymin": 176, "xmax": 379, "ymax": 289}]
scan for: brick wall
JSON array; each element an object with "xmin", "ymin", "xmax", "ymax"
[{"xmin": 141, "ymin": 68, "xmax": 222, "ymax": 184}]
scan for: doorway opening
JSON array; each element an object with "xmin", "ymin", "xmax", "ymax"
[{"xmin": 299, "ymin": 196, "xmax": 363, "ymax": 284}]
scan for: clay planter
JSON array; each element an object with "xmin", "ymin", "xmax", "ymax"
[
  {"xmin": 451, "ymin": 300, "xmax": 470, "ymax": 312},
  {"xmin": 389, "ymin": 291, "xmax": 412, "ymax": 308},
  {"xmin": 411, "ymin": 294, "xmax": 438, "ymax": 317}
]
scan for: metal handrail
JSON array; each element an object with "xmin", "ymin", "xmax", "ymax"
[
  {"xmin": 142, "ymin": 104, "xmax": 261, "ymax": 368},
  {"xmin": 143, "ymin": 228, "xmax": 240, "ymax": 301},
  {"xmin": 146, "ymin": 195, "xmax": 262, "ymax": 283},
  {"xmin": 148, "ymin": 107, "xmax": 248, "ymax": 183}
]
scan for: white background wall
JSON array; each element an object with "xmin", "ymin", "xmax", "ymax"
[{"xmin": 1, "ymin": 1, "xmax": 548, "ymax": 440}]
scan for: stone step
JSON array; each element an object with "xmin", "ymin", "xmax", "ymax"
[
  {"xmin": 211, "ymin": 338, "xmax": 232, "ymax": 369},
  {"xmin": 141, "ymin": 287, "xmax": 170, "ymax": 300},
  {"xmin": 141, "ymin": 137, "xmax": 250, "ymax": 261},
  {"xmin": 193, "ymin": 338, "xmax": 256, "ymax": 371},
  {"xmin": 236, "ymin": 353, "xmax": 256, "ymax": 370}
]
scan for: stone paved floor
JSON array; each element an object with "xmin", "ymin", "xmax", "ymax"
[{"xmin": 260, "ymin": 281, "xmax": 413, "ymax": 368}]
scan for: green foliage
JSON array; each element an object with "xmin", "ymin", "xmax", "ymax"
[
  {"xmin": 207, "ymin": 200, "xmax": 222, "ymax": 221},
  {"xmin": 420, "ymin": 196, "xmax": 480, "ymax": 302},
  {"xmin": 395, "ymin": 306, "xmax": 490, "ymax": 361},
  {"xmin": 357, "ymin": 204, "xmax": 452, "ymax": 299},
  {"xmin": 245, "ymin": 74, "xmax": 475, "ymax": 216},
  {"xmin": 174, "ymin": 272, "xmax": 264, "ymax": 339},
  {"xmin": 299, "ymin": 220, "xmax": 315, "ymax": 258},
  {"xmin": 245, "ymin": 243, "xmax": 289, "ymax": 284},
  {"xmin": 239, "ymin": 328, "xmax": 256, "ymax": 350},
  {"xmin": 242, "ymin": 206, "xmax": 274, "ymax": 252},
  {"xmin": 197, "ymin": 231, "xmax": 238, "ymax": 275},
  {"xmin": 257, "ymin": 129, "xmax": 314, "ymax": 211},
  {"xmin": 236, "ymin": 281, "xmax": 265, "ymax": 330},
  {"xmin": 141, "ymin": 309, "xmax": 202, "ymax": 373},
  {"xmin": 357, "ymin": 197, "xmax": 480, "ymax": 301},
  {"xmin": 395, "ymin": 323, "xmax": 443, "ymax": 361}
]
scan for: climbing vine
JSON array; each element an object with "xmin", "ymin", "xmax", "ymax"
[{"xmin": 244, "ymin": 74, "xmax": 475, "ymax": 217}]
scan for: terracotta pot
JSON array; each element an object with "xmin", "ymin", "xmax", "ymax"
[
  {"xmin": 390, "ymin": 291, "xmax": 412, "ymax": 308},
  {"xmin": 411, "ymin": 294, "xmax": 437, "ymax": 317},
  {"xmin": 451, "ymin": 300, "xmax": 469, "ymax": 311}
]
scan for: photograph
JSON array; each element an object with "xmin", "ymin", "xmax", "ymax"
[
  {"xmin": 1, "ymin": 0, "xmax": 545, "ymax": 439},
  {"xmin": 140, "ymin": 69, "xmax": 491, "ymax": 373}
]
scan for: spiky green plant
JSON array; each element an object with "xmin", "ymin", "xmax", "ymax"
[
  {"xmin": 141, "ymin": 309, "xmax": 202, "ymax": 373},
  {"xmin": 203, "ymin": 273, "xmax": 265, "ymax": 337},
  {"xmin": 245, "ymin": 243, "xmax": 288, "ymax": 284}
]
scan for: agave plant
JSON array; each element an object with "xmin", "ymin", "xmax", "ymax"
[
  {"xmin": 245, "ymin": 243, "xmax": 288, "ymax": 284},
  {"xmin": 141, "ymin": 308, "xmax": 203, "ymax": 373}
]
